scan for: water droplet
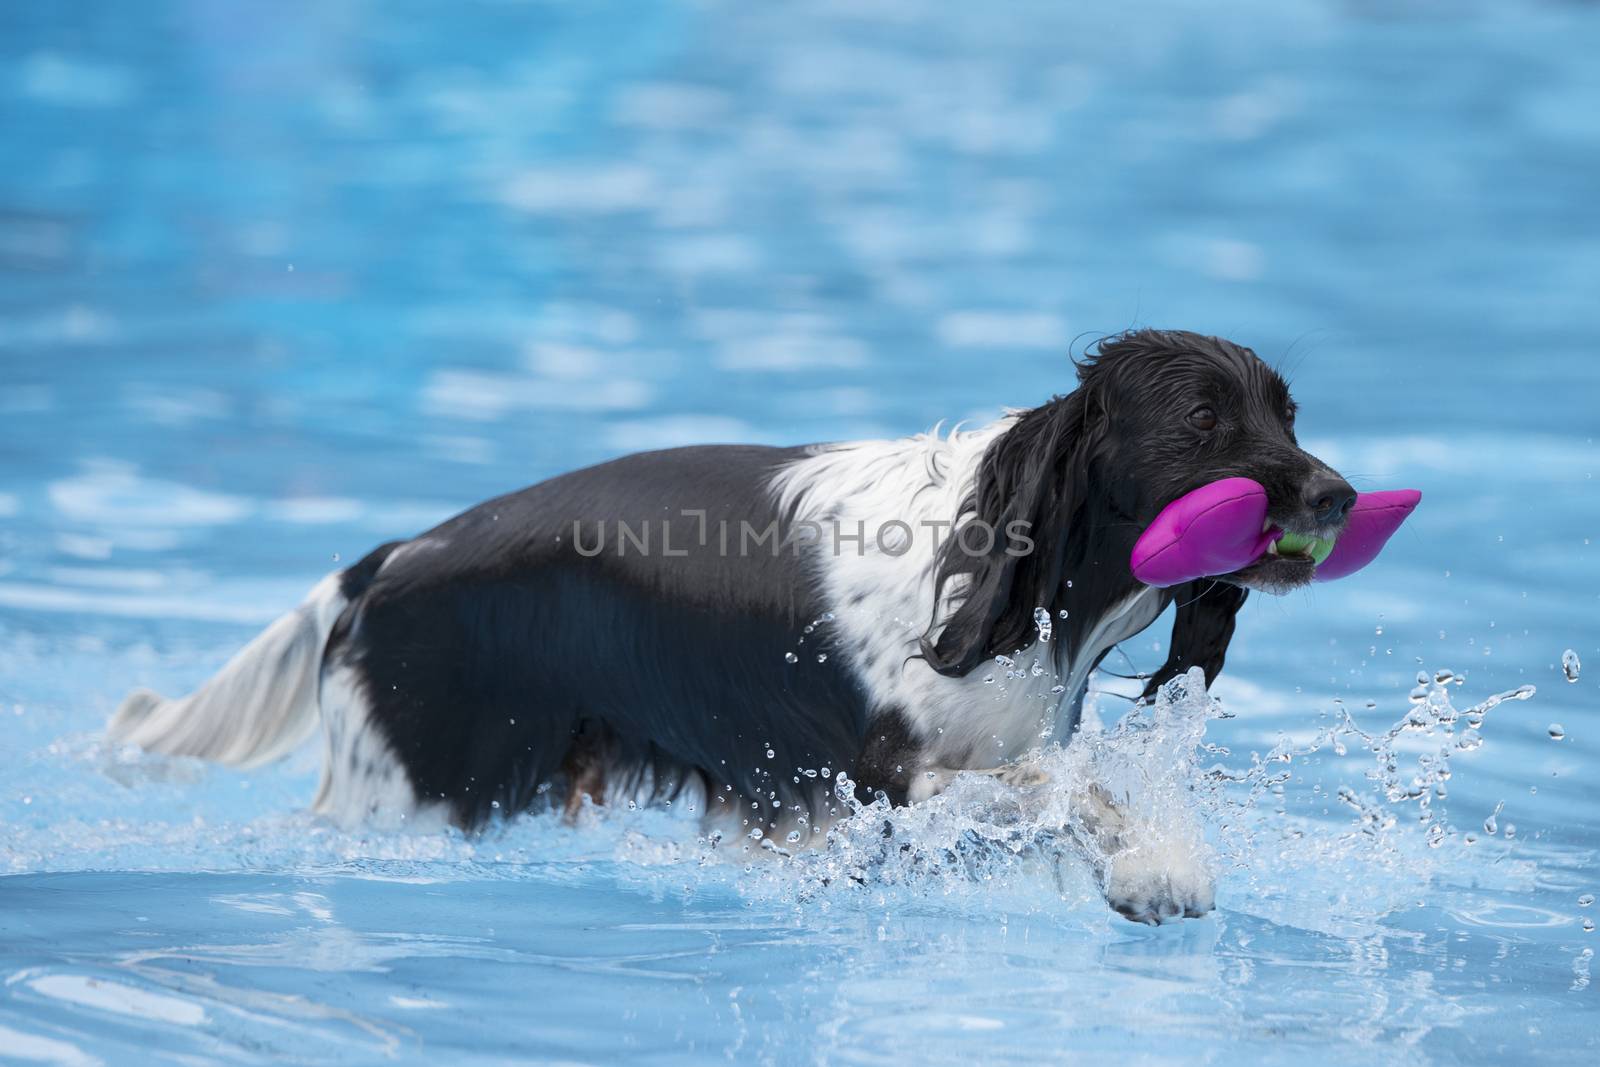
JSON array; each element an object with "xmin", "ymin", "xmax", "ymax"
[
  {"xmin": 786, "ymin": 830, "xmax": 801, "ymax": 844},
  {"xmin": 983, "ymin": 675, "xmax": 995, "ymax": 684},
  {"xmin": 1058, "ymin": 608, "xmax": 1069, "ymax": 619},
  {"xmin": 815, "ymin": 653, "xmax": 828, "ymax": 664},
  {"xmin": 1033, "ymin": 607, "xmax": 1053, "ymax": 643},
  {"xmin": 820, "ymin": 767, "xmax": 830, "ymax": 778},
  {"xmin": 1549, "ymin": 723, "xmax": 1566, "ymax": 741},
  {"xmin": 1030, "ymin": 660, "xmax": 1045, "ymax": 677},
  {"xmin": 784, "ymin": 652, "xmax": 798, "ymax": 664},
  {"xmin": 994, "ymin": 654, "xmax": 1015, "ymax": 669},
  {"xmin": 1562, "ymin": 648, "xmax": 1581, "ymax": 682},
  {"xmin": 1578, "ymin": 894, "xmax": 1594, "ymax": 908},
  {"xmin": 1585, "ymin": 918, "xmax": 1596, "ymax": 933},
  {"xmin": 1049, "ymin": 684, "xmax": 1065, "ymax": 695},
  {"xmin": 766, "ymin": 748, "xmax": 776, "ymax": 759}
]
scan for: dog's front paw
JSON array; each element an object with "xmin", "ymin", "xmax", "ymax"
[{"xmin": 1101, "ymin": 838, "xmax": 1215, "ymax": 925}]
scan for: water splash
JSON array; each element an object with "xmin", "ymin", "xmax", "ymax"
[
  {"xmin": 33, "ymin": 660, "xmax": 1544, "ymax": 933},
  {"xmin": 1033, "ymin": 606, "xmax": 1053, "ymax": 643},
  {"xmin": 716, "ymin": 668, "xmax": 1220, "ymax": 914},
  {"xmin": 719, "ymin": 666, "xmax": 1540, "ymax": 926}
]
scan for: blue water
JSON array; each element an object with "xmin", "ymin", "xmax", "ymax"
[{"xmin": 3, "ymin": 0, "xmax": 1598, "ymax": 1062}]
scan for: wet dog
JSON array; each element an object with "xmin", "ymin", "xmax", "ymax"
[{"xmin": 111, "ymin": 329, "xmax": 1354, "ymax": 922}]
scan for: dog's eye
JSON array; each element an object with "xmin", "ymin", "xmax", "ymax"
[{"xmin": 1187, "ymin": 406, "xmax": 1217, "ymax": 432}]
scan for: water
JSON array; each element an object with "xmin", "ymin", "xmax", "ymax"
[{"xmin": 3, "ymin": 0, "xmax": 1599, "ymax": 1061}]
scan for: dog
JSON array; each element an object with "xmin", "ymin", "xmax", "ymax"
[{"xmin": 109, "ymin": 329, "xmax": 1355, "ymax": 923}]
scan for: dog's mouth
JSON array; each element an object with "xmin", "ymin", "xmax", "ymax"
[{"xmin": 1219, "ymin": 516, "xmax": 1344, "ymax": 595}]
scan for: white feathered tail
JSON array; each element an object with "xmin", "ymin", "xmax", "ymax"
[{"xmin": 108, "ymin": 574, "xmax": 347, "ymax": 768}]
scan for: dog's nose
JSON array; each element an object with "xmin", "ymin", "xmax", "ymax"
[{"xmin": 1303, "ymin": 475, "xmax": 1357, "ymax": 525}]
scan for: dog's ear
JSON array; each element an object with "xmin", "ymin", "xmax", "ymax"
[
  {"xmin": 1139, "ymin": 581, "xmax": 1248, "ymax": 700},
  {"xmin": 920, "ymin": 389, "xmax": 1104, "ymax": 676}
]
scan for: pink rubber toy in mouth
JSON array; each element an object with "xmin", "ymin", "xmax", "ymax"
[
  {"xmin": 1129, "ymin": 478, "xmax": 1421, "ymax": 588},
  {"xmin": 1313, "ymin": 488, "xmax": 1423, "ymax": 581}
]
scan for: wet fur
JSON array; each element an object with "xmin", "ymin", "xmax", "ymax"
[{"xmin": 111, "ymin": 329, "xmax": 1352, "ymax": 917}]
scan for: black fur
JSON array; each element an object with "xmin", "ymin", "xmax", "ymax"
[
  {"xmin": 325, "ymin": 445, "xmax": 869, "ymax": 829},
  {"xmin": 921, "ymin": 387, "xmax": 1103, "ymax": 676},
  {"xmin": 851, "ymin": 707, "xmax": 921, "ymax": 807},
  {"xmin": 1141, "ymin": 581, "xmax": 1250, "ymax": 699}
]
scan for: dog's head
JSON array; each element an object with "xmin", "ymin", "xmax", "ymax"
[
  {"xmin": 921, "ymin": 329, "xmax": 1352, "ymax": 676},
  {"xmin": 1085, "ymin": 330, "xmax": 1354, "ymax": 595}
]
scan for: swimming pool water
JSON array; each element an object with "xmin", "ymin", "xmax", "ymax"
[{"xmin": 2, "ymin": 0, "xmax": 1598, "ymax": 1062}]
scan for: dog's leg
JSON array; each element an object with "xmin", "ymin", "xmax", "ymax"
[
  {"xmin": 909, "ymin": 764, "xmax": 1215, "ymax": 924},
  {"xmin": 560, "ymin": 724, "xmax": 610, "ymax": 821},
  {"xmin": 1067, "ymin": 781, "xmax": 1215, "ymax": 924}
]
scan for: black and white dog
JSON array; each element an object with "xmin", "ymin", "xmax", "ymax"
[{"xmin": 111, "ymin": 329, "xmax": 1354, "ymax": 922}]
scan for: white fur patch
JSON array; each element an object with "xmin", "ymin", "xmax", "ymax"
[
  {"xmin": 312, "ymin": 665, "xmax": 445, "ymax": 831},
  {"xmin": 771, "ymin": 420, "xmax": 1160, "ymax": 771}
]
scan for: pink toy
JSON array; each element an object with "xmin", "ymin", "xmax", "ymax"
[
  {"xmin": 1128, "ymin": 478, "xmax": 1277, "ymax": 588},
  {"xmin": 1129, "ymin": 479, "xmax": 1420, "ymax": 588},
  {"xmin": 1312, "ymin": 489, "xmax": 1423, "ymax": 581}
]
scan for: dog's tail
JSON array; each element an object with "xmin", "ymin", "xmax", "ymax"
[{"xmin": 108, "ymin": 572, "xmax": 351, "ymax": 768}]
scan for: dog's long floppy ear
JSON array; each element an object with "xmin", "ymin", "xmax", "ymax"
[
  {"xmin": 920, "ymin": 389, "xmax": 1104, "ymax": 677},
  {"xmin": 1139, "ymin": 581, "xmax": 1248, "ymax": 700}
]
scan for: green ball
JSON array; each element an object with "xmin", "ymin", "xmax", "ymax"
[{"xmin": 1276, "ymin": 530, "xmax": 1337, "ymax": 564}]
